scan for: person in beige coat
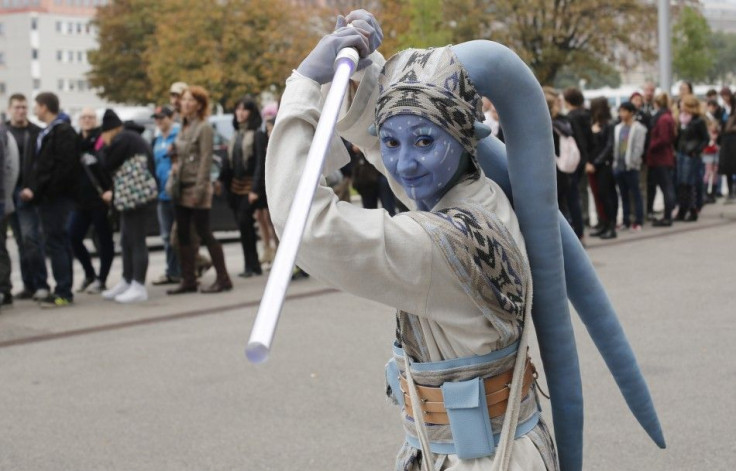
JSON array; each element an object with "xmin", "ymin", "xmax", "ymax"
[{"xmin": 167, "ymin": 86, "xmax": 232, "ymax": 294}]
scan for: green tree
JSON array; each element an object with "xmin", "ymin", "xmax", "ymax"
[
  {"xmin": 89, "ymin": 0, "xmax": 322, "ymax": 106},
  {"xmin": 397, "ymin": 0, "xmax": 452, "ymax": 49},
  {"xmin": 707, "ymin": 31, "xmax": 736, "ymax": 84},
  {"xmin": 87, "ymin": 0, "xmax": 173, "ymax": 104},
  {"xmin": 672, "ymin": 6, "xmax": 714, "ymax": 82}
]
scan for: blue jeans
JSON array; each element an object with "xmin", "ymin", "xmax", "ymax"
[
  {"xmin": 8, "ymin": 190, "xmax": 49, "ymax": 293},
  {"xmin": 68, "ymin": 206, "xmax": 114, "ymax": 284},
  {"xmin": 38, "ymin": 197, "xmax": 74, "ymax": 299},
  {"xmin": 614, "ymin": 169, "xmax": 643, "ymax": 226},
  {"xmin": 676, "ymin": 152, "xmax": 700, "ymax": 186},
  {"xmin": 157, "ymin": 199, "xmax": 179, "ymax": 278}
]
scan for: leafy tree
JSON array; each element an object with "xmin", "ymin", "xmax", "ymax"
[
  {"xmin": 707, "ymin": 31, "xmax": 736, "ymax": 84},
  {"xmin": 87, "ymin": 0, "xmax": 172, "ymax": 104},
  {"xmin": 89, "ymin": 0, "xmax": 322, "ymax": 106},
  {"xmin": 397, "ymin": 0, "xmax": 452, "ymax": 49},
  {"xmin": 673, "ymin": 6, "xmax": 714, "ymax": 82}
]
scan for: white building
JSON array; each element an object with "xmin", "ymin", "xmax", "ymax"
[
  {"xmin": 0, "ymin": 0, "xmax": 110, "ymax": 118},
  {"xmin": 703, "ymin": 0, "xmax": 736, "ymax": 33}
]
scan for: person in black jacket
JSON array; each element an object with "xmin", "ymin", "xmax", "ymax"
[
  {"xmin": 19, "ymin": 92, "xmax": 79, "ymax": 307},
  {"xmin": 5, "ymin": 93, "xmax": 50, "ymax": 301},
  {"xmin": 586, "ymin": 97, "xmax": 618, "ymax": 239},
  {"xmin": 675, "ymin": 95, "xmax": 709, "ymax": 222},
  {"xmin": 68, "ymin": 108, "xmax": 114, "ymax": 295},
  {"xmin": 98, "ymin": 110, "xmax": 155, "ymax": 303},
  {"xmin": 563, "ymin": 87, "xmax": 594, "ymax": 240},
  {"xmin": 216, "ymin": 97, "xmax": 265, "ymax": 278}
]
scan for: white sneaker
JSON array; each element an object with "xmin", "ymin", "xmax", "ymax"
[
  {"xmin": 32, "ymin": 288, "xmax": 50, "ymax": 301},
  {"xmin": 114, "ymin": 281, "xmax": 148, "ymax": 304},
  {"xmin": 86, "ymin": 280, "xmax": 105, "ymax": 294},
  {"xmin": 102, "ymin": 280, "xmax": 130, "ymax": 300}
]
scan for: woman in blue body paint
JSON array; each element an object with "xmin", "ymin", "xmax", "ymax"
[{"xmin": 265, "ymin": 10, "xmax": 664, "ymax": 471}]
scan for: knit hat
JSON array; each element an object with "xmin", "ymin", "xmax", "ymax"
[
  {"xmin": 375, "ymin": 46, "xmax": 485, "ymax": 157},
  {"xmin": 151, "ymin": 104, "xmax": 175, "ymax": 119},
  {"xmin": 100, "ymin": 109, "xmax": 123, "ymax": 132}
]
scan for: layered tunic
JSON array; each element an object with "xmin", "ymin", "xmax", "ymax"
[{"xmin": 265, "ymin": 61, "xmax": 557, "ymax": 470}]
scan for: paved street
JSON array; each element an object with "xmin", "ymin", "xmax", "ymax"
[{"xmin": 1, "ymin": 200, "xmax": 735, "ymax": 470}]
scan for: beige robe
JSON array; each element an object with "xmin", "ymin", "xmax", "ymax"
[{"xmin": 265, "ymin": 61, "xmax": 549, "ymax": 470}]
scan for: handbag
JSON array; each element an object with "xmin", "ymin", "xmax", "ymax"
[{"xmin": 112, "ymin": 154, "xmax": 158, "ymax": 211}]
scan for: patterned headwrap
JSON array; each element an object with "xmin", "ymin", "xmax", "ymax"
[{"xmin": 375, "ymin": 46, "xmax": 485, "ymax": 156}]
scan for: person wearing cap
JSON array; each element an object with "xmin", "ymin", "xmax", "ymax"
[
  {"xmin": 150, "ymin": 104, "xmax": 182, "ymax": 285},
  {"xmin": 169, "ymin": 82, "xmax": 188, "ymax": 122},
  {"xmin": 68, "ymin": 108, "xmax": 114, "ymax": 295},
  {"xmin": 613, "ymin": 101, "xmax": 647, "ymax": 231},
  {"xmin": 19, "ymin": 92, "xmax": 79, "ymax": 308},
  {"xmin": 98, "ymin": 109, "xmax": 156, "ymax": 303}
]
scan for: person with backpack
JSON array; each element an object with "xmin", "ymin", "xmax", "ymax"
[
  {"xmin": 546, "ymin": 91, "xmax": 580, "ymax": 225},
  {"xmin": 613, "ymin": 102, "xmax": 648, "ymax": 231}
]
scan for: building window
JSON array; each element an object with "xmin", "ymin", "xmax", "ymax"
[
  {"xmin": 32, "ymin": 49, "xmax": 38, "ymax": 60},
  {"xmin": 0, "ymin": 23, "xmax": 4, "ymax": 36},
  {"xmin": 76, "ymin": 51, "xmax": 82, "ymax": 62},
  {"xmin": 85, "ymin": 22, "xmax": 90, "ymax": 34},
  {"xmin": 0, "ymin": 52, "xmax": 4, "ymax": 65},
  {"xmin": 31, "ymin": 17, "xmax": 38, "ymax": 30},
  {"xmin": 0, "ymin": 82, "xmax": 6, "ymax": 95},
  {"xmin": 67, "ymin": 22, "xmax": 73, "ymax": 34},
  {"xmin": 56, "ymin": 21, "xmax": 62, "ymax": 33},
  {"xmin": 77, "ymin": 79, "xmax": 85, "ymax": 91},
  {"xmin": 58, "ymin": 79, "xmax": 64, "ymax": 91},
  {"xmin": 69, "ymin": 79, "xmax": 75, "ymax": 91},
  {"xmin": 56, "ymin": 50, "xmax": 62, "ymax": 61},
  {"xmin": 32, "ymin": 78, "xmax": 40, "ymax": 90},
  {"xmin": 67, "ymin": 50, "xmax": 73, "ymax": 62},
  {"xmin": 76, "ymin": 22, "xmax": 82, "ymax": 33}
]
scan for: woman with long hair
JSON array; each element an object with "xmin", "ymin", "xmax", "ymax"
[
  {"xmin": 646, "ymin": 93, "xmax": 678, "ymax": 226},
  {"xmin": 217, "ymin": 97, "xmax": 266, "ymax": 277},
  {"xmin": 675, "ymin": 95, "xmax": 709, "ymax": 221},
  {"xmin": 167, "ymin": 86, "xmax": 232, "ymax": 294},
  {"xmin": 587, "ymin": 97, "xmax": 618, "ymax": 238}
]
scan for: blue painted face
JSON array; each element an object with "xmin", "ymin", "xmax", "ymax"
[{"xmin": 379, "ymin": 115, "xmax": 466, "ymax": 210}]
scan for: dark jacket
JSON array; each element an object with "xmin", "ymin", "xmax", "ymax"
[
  {"xmin": 646, "ymin": 110, "xmax": 676, "ymax": 168},
  {"xmin": 676, "ymin": 115, "xmax": 709, "ymax": 158},
  {"xmin": 76, "ymin": 127, "xmax": 112, "ymax": 210},
  {"xmin": 30, "ymin": 119, "xmax": 79, "ymax": 202},
  {"xmin": 219, "ymin": 128, "xmax": 267, "ymax": 201},
  {"xmin": 101, "ymin": 129, "xmax": 155, "ymax": 178},
  {"xmin": 591, "ymin": 122, "xmax": 614, "ymax": 169},
  {"xmin": 6, "ymin": 120, "xmax": 42, "ymax": 190},
  {"xmin": 566, "ymin": 107, "xmax": 594, "ymax": 170},
  {"xmin": 718, "ymin": 115, "xmax": 736, "ymax": 174}
]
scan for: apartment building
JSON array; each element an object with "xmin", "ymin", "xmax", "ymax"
[{"xmin": 0, "ymin": 0, "xmax": 109, "ymax": 117}]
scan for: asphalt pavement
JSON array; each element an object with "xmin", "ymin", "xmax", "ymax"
[{"xmin": 1, "ymin": 198, "xmax": 735, "ymax": 470}]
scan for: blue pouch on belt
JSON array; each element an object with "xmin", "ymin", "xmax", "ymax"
[{"xmin": 441, "ymin": 377, "xmax": 495, "ymax": 459}]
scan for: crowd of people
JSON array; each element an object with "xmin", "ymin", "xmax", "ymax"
[
  {"xmin": 541, "ymin": 81, "xmax": 736, "ymax": 243},
  {"xmin": 0, "ymin": 77, "xmax": 734, "ymax": 308},
  {"xmin": 0, "ymin": 82, "xmax": 284, "ymax": 307}
]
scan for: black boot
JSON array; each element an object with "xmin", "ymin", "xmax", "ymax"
[
  {"xmin": 599, "ymin": 224, "xmax": 617, "ymax": 239},
  {"xmin": 590, "ymin": 222, "xmax": 609, "ymax": 237}
]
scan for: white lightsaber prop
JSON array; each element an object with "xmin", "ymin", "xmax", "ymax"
[{"xmin": 246, "ymin": 47, "xmax": 360, "ymax": 364}]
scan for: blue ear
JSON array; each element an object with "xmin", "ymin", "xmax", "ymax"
[
  {"xmin": 474, "ymin": 121, "xmax": 492, "ymax": 139},
  {"xmin": 367, "ymin": 123, "xmax": 377, "ymax": 136}
]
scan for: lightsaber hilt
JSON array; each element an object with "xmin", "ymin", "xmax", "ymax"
[{"xmin": 245, "ymin": 48, "xmax": 360, "ymax": 364}]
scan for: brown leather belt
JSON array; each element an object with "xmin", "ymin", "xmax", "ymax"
[{"xmin": 399, "ymin": 359, "xmax": 536, "ymax": 426}]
